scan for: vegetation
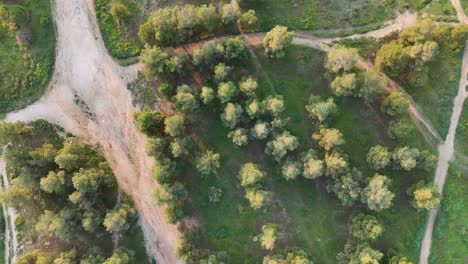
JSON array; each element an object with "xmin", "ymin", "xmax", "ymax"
[
  {"xmin": 0, "ymin": 0, "xmax": 56, "ymax": 113},
  {"xmin": 0, "ymin": 120, "xmax": 149, "ymax": 263}
]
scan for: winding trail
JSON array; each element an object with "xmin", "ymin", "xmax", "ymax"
[
  {"xmin": 3, "ymin": 0, "xmax": 180, "ymax": 263},
  {"xmin": 419, "ymin": 1, "xmax": 468, "ymax": 259}
]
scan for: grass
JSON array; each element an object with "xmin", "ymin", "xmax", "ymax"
[
  {"xmin": 405, "ymin": 47, "xmax": 464, "ymax": 138},
  {"xmin": 0, "ymin": 209, "xmax": 4, "ymax": 264},
  {"xmin": 430, "ymin": 166, "xmax": 467, "ymax": 264},
  {"xmin": 423, "ymin": 0, "xmax": 456, "ymax": 16},
  {"xmin": 120, "ymin": 219, "xmax": 153, "ymax": 263},
  {"xmin": 182, "ymin": 46, "xmax": 432, "ymax": 263},
  {"xmin": 239, "ymin": 0, "xmax": 395, "ymax": 31},
  {"xmin": 0, "ymin": 0, "xmax": 55, "ymax": 113},
  {"xmin": 454, "ymin": 102, "xmax": 468, "ymax": 167}
]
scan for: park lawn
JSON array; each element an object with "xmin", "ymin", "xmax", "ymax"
[
  {"xmin": 0, "ymin": 0, "xmax": 55, "ymax": 114},
  {"xmin": 240, "ymin": 0, "xmax": 395, "ymax": 31},
  {"xmin": 405, "ymin": 47, "xmax": 464, "ymax": 138},
  {"xmin": 430, "ymin": 166, "xmax": 467, "ymax": 264},
  {"xmin": 183, "ymin": 46, "xmax": 432, "ymax": 263}
]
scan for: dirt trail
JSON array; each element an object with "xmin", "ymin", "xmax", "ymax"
[
  {"xmin": 451, "ymin": 0, "xmax": 468, "ymax": 24},
  {"xmin": 0, "ymin": 149, "xmax": 19, "ymax": 264},
  {"xmin": 419, "ymin": 40, "xmax": 468, "ymax": 264},
  {"xmin": 3, "ymin": 0, "xmax": 180, "ymax": 263}
]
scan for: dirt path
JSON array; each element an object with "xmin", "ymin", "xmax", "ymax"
[
  {"xmin": 419, "ymin": 41, "xmax": 468, "ymax": 264},
  {"xmin": 451, "ymin": 0, "xmax": 468, "ymax": 24},
  {"xmin": 0, "ymin": 149, "xmax": 19, "ymax": 264},
  {"xmin": 3, "ymin": 0, "xmax": 180, "ymax": 263}
]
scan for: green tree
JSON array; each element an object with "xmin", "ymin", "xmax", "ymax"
[
  {"xmin": 250, "ymin": 121, "xmax": 270, "ymax": 140},
  {"xmin": 337, "ymin": 241, "xmax": 383, "ymax": 264},
  {"xmin": 214, "ymin": 63, "xmax": 231, "ymax": 83},
  {"xmin": 72, "ymin": 168, "xmax": 110, "ymax": 193},
  {"xmin": 312, "ymin": 127, "xmax": 344, "ymax": 151},
  {"xmin": 239, "ymin": 76, "xmax": 258, "ymax": 97},
  {"xmin": 325, "ymin": 151, "xmax": 349, "ymax": 176},
  {"xmin": 164, "ymin": 114, "xmax": 185, "ymax": 137},
  {"xmin": 388, "ymin": 118, "xmax": 414, "ymax": 141},
  {"xmin": 245, "ymin": 188, "xmax": 271, "ymax": 210},
  {"xmin": 362, "ymin": 174, "xmax": 395, "ymax": 211},
  {"xmin": 151, "ymin": 158, "xmax": 176, "ymax": 184},
  {"xmin": 259, "ymin": 224, "xmax": 279, "ymax": 250},
  {"xmin": 221, "ymin": 103, "xmax": 243, "ymax": 128},
  {"xmin": 145, "ymin": 137, "xmax": 168, "ymax": 158},
  {"xmin": 366, "ymin": 145, "xmax": 391, "ymax": 170},
  {"xmin": 0, "ymin": 121, "xmax": 34, "ymax": 145},
  {"xmin": 348, "ymin": 214, "xmax": 383, "ymax": 241},
  {"xmin": 407, "ymin": 181, "xmax": 441, "ymax": 210},
  {"xmin": 110, "ymin": 2, "xmax": 132, "ymax": 23},
  {"xmin": 196, "ymin": 150, "xmax": 221, "ymax": 176},
  {"xmin": 375, "ymin": 41, "xmax": 410, "ymax": 77},
  {"xmin": 393, "ymin": 146, "xmax": 420, "ymax": 171},
  {"xmin": 326, "ymin": 168, "xmax": 364, "ymax": 206},
  {"xmin": 218, "ymin": 81, "xmax": 237, "ymax": 103},
  {"xmin": 103, "ymin": 248, "xmax": 135, "ymax": 264},
  {"xmin": 325, "ymin": 45, "xmax": 359, "ymax": 74},
  {"xmin": 239, "ymin": 10, "xmax": 259, "ymax": 32},
  {"xmin": 221, "ymin": 3, "xmax": 240, "ymax": 24},
  {"xmin": 358, "ymin": 70, "xmax": 387, "ymax": 101},
  {"xmin": 29, "ymin": 143, "xmax": 58, "ymax": 167},
  {"xmin": 239, "ymin": 163, "xmax": 265, "ymax": 187},
  {"xmin": 265, "ymin": 131, "xmax": 299, "ymax": 162},
  {"xmin": 305, "ymin": 95, "xmax": 338, "ymax": 123},
  {"xmin": 330, "ymin": 73, "xmax": 358, "ymax": 96},
  {"xmin": 228, "ymin": 128, "xmax": 249, "ymax": 147},
  {"xmin": 389, "ymin": 255, "xmax": 415, "ymax": 264},
  {"xmin": 201, "ymin": 86, "xmax": 215, "ymax": 104},
  {"xmin": 265, "ymin": 95, "xmax": 285, "ymax": 116},
  {"xmin": 193, "ymin": 40, "xmax": 223, "ymax": 70},
  {"xmin": 174, "ymin": 85, "xmax": 199, "ymax": 112},
  {"xmin": 281, "ymin": 159, "xmax": 301, "ymax": 181},
  {"xmin": 103, "ymin": 203, "xmax": 136, "ymax": 233},
  {"xmin": 245, "ymin": 99, "xmax": 265, "ymax": 118},
  {"xmin": 40, "ymin": 170, "xmax": 68, "ymax": 194},
  {"xmin": 223, "ymin": 37, "xmax": 247, "ymax": 62},
  {"xmin": 196, "ymin": 4, "xmax": 220, "ymax": 32},
  {"xmin": 262, "ymin": 26, "xmax": 293, "ymax": 58},
  {"xmin": 170, "ymin": 137, "xmax": 189, "ymax": 158},
  {"xmin": 139, "ymin": 45, "xmax": 169, "ymax": 79},
  {"xmin": 381, "ymin": 91, "xmax": 409, "ymax": 116},
  {"xmin": 133, "ymin": 107, "xmax": 166, "ymax": 136},
  {"xmin": 301, "ymin": 150, "xmax": 324, "ymax": 179}
]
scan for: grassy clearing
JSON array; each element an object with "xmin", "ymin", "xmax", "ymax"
[
  {"xmin": 423, "ymin": 0, "xmax": 456, "ymax": 16},
  {"xmin": 430, "ymin": 166, "xmax": 467, "ymax": 264},
  {"xmin": 405, "ymin": 48, "xmax": 464, "ymax": 138},
  {"xmin": 183, "ymin": 46, "xmax": 431, "ymax": 263},
  {"xmin": 239, "ymin": 0, "xmax": 394, "ymax": 31},
  {"xmin": 0, "ymin": 0, "xmax": 55, "ymax": 113}
]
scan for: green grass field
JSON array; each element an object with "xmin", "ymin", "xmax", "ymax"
[
  {"xmin": 423, "ymin": 0, "xmax": 456, "ymax": 16},
  {"xmin": 454, "ymin": 103, "xmax": 468, "ymax": 167},
  {"xmin": 0, "ymin": 0, "xmax": 55, "ymax": 114},
  {"xmin": 182, "ymin": 46, "xmax": 432, "ymax": 263},
  {"xmin": 430, "ymin": 166, "xmax": 467, "ymax": 264},
  {"xmin": 240, "ymin": 0, "xmax": 395, "ymax": 31}
]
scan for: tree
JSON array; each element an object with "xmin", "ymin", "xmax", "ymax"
[
  {"xmin": 228, "ymin": 128, "xmax": 249, "ymax": 147},
  {"xmin": 164, "ymin": 204, "xmax": 184, "ymax": 224},
  {"xmin": 223, "ymin": 37, "xmax": 247, "ymax": 62},
  {"xmin": 407, "ymin": 181, "xmax": 441, "ymax": 210},
  {"xmin": 0, "ymin": 184, "xmax": 33, "ymax": 209},
  {"xmin": 381, "ymin": 91, "xmax": 409, "ymax": 116},
  {"xmin": 305, "ymin": 95, "xmax": 338, "ymax": 123},
  {"xmin": 245, "ymin": 188, "xmax": 271, "ymax": 210},
  {"xmin": 362, "ymin": 174, "xmax": 395, "ymax": 211},
  {"xmin": 0, "ymin": 121, "xmax": 34, "ymax": 145},
  {"xmin": 265, "ymin": 131, "xmax": 299, "ymax": 162},
  {"xmin": 348, "ymin": 214, "xmax": 383, "ymax": 241},
  {"xmin": 133, "ymin": 107, "xmax": 166, "ymax": 137},
  {"xmin": 326, "ymin": 168, "xmax": 364, "ymax": 206},
  {"xmin": 214, "ymin": 63, "xmax": 231, "ymax": 83},
  {"xmin": 196, "ymin": 4, "xmax": 220, "ymax": 32},
  {"xmin": 170, "ymin": 137, "xmax": 189, "ymax": 158},
  {"xmin": 337, "ymin": 241, "xmax": 383, "ymax": 264},
  {"xmin": 221, "ymin": 103, "xmax": 243, "ymax": 128},
  {"xmin": 153, "ymin": 183, "xmax": 188, "ymax": 206},
  {"xmin": 145, "ymin": 137, "xmax": 168, "ymax": 158},
  {"xmin": 103, "ymin": 203, "xmax": 136, "ymax": 233},
  {"xmin": 29, "ymin": 143, "xmax": 58, "ymax": 167},
  {"xmin": 393, "ymin": 146, "xmax": 420, "ymax": 171},
  {"xmin": 389, "ymin": 255, "xmax": 415, "ymax": 264},
  {"xmin": 53, "ymin": 249, "xmax": 78, "ymax": 263},
  {"xmin": 82, "ymin": 211, "xmax": 101, "ymax": 233},
  {"xmin": 164, "ymin": 114, "xmax": 185, "ymax": 137},
  {"xmin": 259, "ymin": 224, "xmax": 279, "ymax": 250},
  {"xmin": 418, "ymin": 150, "xmax": 437, "ymax": 171},
  {"xmin": 312, "ymin": 127, "xmax": 344, "ymax": 151},
  {"xmin": 250, "ymin": 121, "xmax": 270, "ymax": 140},
  {"xmin": 221, "ymin": 3, "xmax": 240, "ymax": 24},
  {"xmin": 193, "ymin": 40, "xmax": 223, "ymax": 70},
  {"xmin": 139, "ymin": 45, "xmax": 169, "ymax": 79},
  {"xmin": 174, "ymin": 85, "xmax": 199, "ymax": 112},
  {"xmin": 239, "ymin": 10, "xmax": 259, "ymax": 32},
  {"xmin": 330, "ymin": 73, "xmax": 358, "ymax": 96},
  {"xmin": 239, "ymin": 163, "xmax": 265, "ymax": 187},
  {"xmin": 245, "ymin": 99, "xmax": 265, "ymax": 118},
  {"xmin": 281, "ymin": 160, "xmax": 301, "ymax": 181},
  {"xmin": 265, "ymin": 95, "xmax": 285, "ymax": 116},
  {"xmin": 176, "ymin": 5, "xmax": 197, "ymax": 34},
  {"xmin": 301, "ymin": 150, "xmax": 324, "ymax": 179},
  {"xmin": 388, "ymin": 118, "xmax": 414, "ymax": 141},
  {"xmin": 325, "ymin": 151, "xmax": 349, "ymax": 176},
  {"xmin": 366, "ymin": 145, "xmax": 391, "ymax": 170},
  {"xmin": 72, "ymin": 168, "xmax": 109, "ymax": 193},
  {"xmin": 239, "ymin": 76, "xmax": 258, "ymax": 97},
  {"xmin": 325, "ymin": 45, "xmax": 359, "ymax": 74},
  {"xmin": 110, "ymin": 2, "xmax": 132, "ymax": 23},
  {"xmin": 157, "ymin": 83, "xmax": 175, "ymax": 100},
  {"xmin": 375, "ymin": 41, "xmax": 410, "ymax": 77},
  {"xmin": 103, "ymin": 248, "xmax": 135, "ymax": 264},
  {"xmin": 196, "ymin": 151, "xmax": 221, "ymax": 176},
  {"xmin": 218, "ymin": 81, "xmax": 237, "ymax": 103},
  {"xmin": 201, "ymin": 86, "xmax": 215, "ymax": 104},
  {"xmin": 40, "ymin": 170, "xmax": 67, "ymax": 194},
  {"xmin": 358, "ymin": 70, "xmax": 387, "ymax": 101},
  {"xmin": 37, "ymin": 209, "xmax": 77, "ymax": 240},
  {"xmin": 262, "ymin": 26, "xmax": 293, "ymax": 58},
  {"xmin": 263, "ymin": 249, "xmax": 313, "ymax": 264},
  {"xmin": 450, "ymin": 24, "xmax": 468, "ymax": 51},
  {"xmin": 151, "ymin": 158, "xmax": 176, "ymax": 184}
]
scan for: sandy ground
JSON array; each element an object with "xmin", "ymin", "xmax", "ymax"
[{"xmin": 4, "ymin": 0, "xmax": 180, "ymax": 263}]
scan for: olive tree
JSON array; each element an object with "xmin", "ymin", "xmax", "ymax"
[
  {"xmin": 164, "ymin": 114, "xmax": 185, "ymax": 137},
  {"xmin": 217, "ymin": 81, "xmax": 237, "ymax": 103},
  {"xmin": 239, "ymin": 76, "xmax": 258, "ymax": 97},
  {"xmin": 250, "ymin": 121, "xmax": 270, "ymax": 140},
  {"xmin": 366, "ymin": 145, "xmax": 391, "ymax": 170},
  {"xmin": 381, "ymin": 91, "xmax": 409, "ymax": 116},
  {"xmin": 348, "ymin": 214, "xmax": 383, "ymax": 241},
  {"xmin": 228, "ymin": 128, "xmax": 249, "ymax": 147},
  {"xmin": 301, "ymin": 150, "xmax": 324, "ymax": 179},
  {"xmin": 259, "ymin": 224, "xmax": 279, "ymax": 250},
  {"xmin": 393, "ymin": 146, "xmax": 420, "ymax": 171},
  {"xmin": 325, "ymin": 44, "xmax": 359, "ymax": 74},
  {"xmin": 312, "ymin": 127, "xmax": 344, "ymax": 151},
  {"xmin": 362, "ymin": 174, "xmax": 395, "ymax": 211},
  {"xmin": 239, "ymin": 162, "xmax": 265, "ymax": 187},
  {"xmin": 201, "ymin": 86, "xmax": 215, "ymax": 104},
  {"xmin": 265, "ymin": 95, "xmax": 285, "ymax": 116},
  {"xmin": 330, "ymin": 73, "xmax": 358, "ymax": 96},
  {"xmin": 281, "ymin": 160, "xmax": 302, "ymax": 181},
  {"xmin": 245, "ymin": 188, "xmax": 271, "ymax": 210},
  {"xmin": 262, "ymin": 26, "xmax": 293, "ymax": 58},
  {"xmin": 265, "ymin": 131, "xmax": 299, "ymax": 162},
  {"xmin": 221, "ymin": 103, "xmax": 243, "ymax": 128},
  {"xmin": 407, "ymin": 181, "xmax": 441, "ymax": 210},
  {"xmin": 196, "ymin": 151, "xmax": 221, "ymax": 176},
  {"xmin": 239, "ymin": 10, "xmax": 259, "ymax": 32},
  {"xmin": 305, "ymin": 95, "xmax": 338, "ymax": 123}
]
